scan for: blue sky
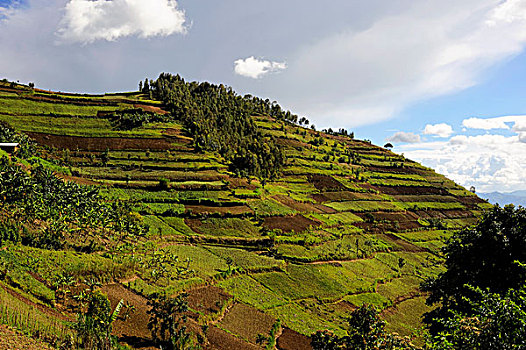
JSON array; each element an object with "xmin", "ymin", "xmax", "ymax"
[{"xmin": 1, "ymin": 0, "xmax": 526, "ymax": 192}]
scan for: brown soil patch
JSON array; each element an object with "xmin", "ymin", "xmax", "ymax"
[
  {"xmin": 26, "ymin": 132, "xmax": 176, "ymax": 151},
  {"xmin": 263, "ymin": 214, "xmax": 320, "ymax": 233},
  {"xmin": 226, "ymin": 178, "xmax": 258, "ymax": 190},
  {"xmin": 187, "ymin": 286, "xmax": 232, "ymax": 316},
  {"xmin": 334, "ymin": 300, "xmax": 358, "ymax": 313},
  {"xmin": 205, "ymin": 325, "xmax": 260, "ymax": 350},
  {"xmin": 161, "ymin": 129, "xmax": 191, "ymax": 141},
  {"xmin": 133, "ymin": 104, "xmax": 169, "ymax": 115},
  {"xmin": 354, "ymin": 212, "xmax": 422, "ymax": 232},
  {"xmin": 101, "ymin": 283, "xmax": 153, "ymax": 348},
  {"xmin": 185, "ymin": 218, "xmax": 203, "ymax": 234},
  {"xmin": 219, "ymin": 303, "xmax": 275, "ymax": 344},
  {"xmin": 455, "ymin": 195, "xmax": 487, "ymax": 205},
  {"xmin": 357, "ymin": 183, "xmax": 380, "ymax": 192},
  {"xmin": 307, "ymin": 174, "xmax": 347, "ymax": 191},
  {"xmin": 0, "ymin": 325, "xmax": 53, "ymax": 350},
  {"xmin": 277, "ymin": 327, "xmax": 313, "ymax": 350},
  {"xmin": 57, "ymin": 174, "xmax": 100, "ymax": 186},
  {"xmin": 185, "ymin": 205, "xmax": 254, "ymax": 216},
  {"xmin": 313, "ymin": 204, "xmax": 337, "ymax": 214},
  {"xmin": 375, "ymin": 185, "xmax": 448, "ymax": 196},
  {"xmin": 415, "ymin": 210, "xmax": 448, "ymax": 220},
  {"xmin": 441, "ymin": 210, "xmax": 476, "ymax": 219},
  {"xmin": 311, "ymin": 193, "xmax": 328, "ymax": 202},
  {"xmin": 272, "ymin": 195, "xmax": 325, "ymax": 213}
]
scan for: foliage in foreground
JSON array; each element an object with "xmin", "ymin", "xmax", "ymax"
[
  {"xmin": 426, "ymin": 285, "xmax": 526, "ymax": 350},
  {"xmin": 0, "ymin": 155, "xmax": 147, "ymax": 249},
  {"xmin": 422, "ymin": 205, "xmax": 526, "ymax": 349},
  {"xmin": 422, "ymin": 205, "xmax": 526, "ymax": 331}
]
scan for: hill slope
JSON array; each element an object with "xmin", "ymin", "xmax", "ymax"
[{"xmin": 0, "ymin": 79, "xmax": 489, "ymax": 349}]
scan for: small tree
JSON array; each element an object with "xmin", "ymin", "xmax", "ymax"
[
  {"xmin": 73, "ymin": 290, "xmax": 125, "ymax": 350},
  {"xmin": 101, "ymin": 148, "xmax": 110, "ymax": 166},
  {"xmin": 159, "ymin": 177, "xmax": 170, "ymax": 190},
  {"xmin": 147, "ymin": 292, "xmax": 201, "ymax": 350}
]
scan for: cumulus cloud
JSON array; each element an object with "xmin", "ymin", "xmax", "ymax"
[
  {"xmin": 395, "ymin": 114, "xmax": 526, "ymax": 191},
  {"xmin": 424, "ymin": 123, "xmax": 453, "ymax": 137},
  {"xmin": 399, "ymin": 132, "xmax": 526, "ymax": 192},
  {"xmin": 234, "ymin": 56, "xmax": 287, "ymax": 79},
  {"xmin": 386, "ymin": 131, "xmax": 421, "ymax": 144},
  {"xmin": 512, "ymin": 119, "xmax": 526, "ymax": 132},
  {"xmin": 56, "ymin": 0, "xmax": 187, "ymax": 44}
]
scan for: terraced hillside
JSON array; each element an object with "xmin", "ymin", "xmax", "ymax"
[{"xmin": 0, "ymin": 80, "xmax": 490, "ymax": 349}]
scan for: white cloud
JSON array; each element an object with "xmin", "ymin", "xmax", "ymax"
[
  {"xmin": 56, "ymin": 0, "xmax": 187, "ymax": 44},
  {"xmin": 386, "ymin": 131, "xmax": 421, "ymax": 144},
  {"xmin": 234, "ymin": 56, "xmax": 287, "ymax": 79},
  {"xmin": 462, "ymin": 117, "xmax": 511, "ymax": 130},
  {"xmin": 424, "ymin": 123, "xmax": 453, "ymax": 137},
  {"xmin": 399, "ymin": 133, "xmax": 526, "ymax": 192},
  {"xmin": 396, "ymin": 114, "xmax": 526, "ymax": 191},
  {"xmin": 271, "ymin": 0, "xmax": 526, "ymax": 128},
  {"xmin": 512, "ymin": 119, "xmax": 526, "ymax": 132},
  {"xmin": 461, "ymin": 115, "xmax": 526, "ymax": 131}
]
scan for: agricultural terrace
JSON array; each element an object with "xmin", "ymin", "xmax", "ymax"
[{"xmin": 0, "ymin": 80, "xmax": 486, "ymax": 349}]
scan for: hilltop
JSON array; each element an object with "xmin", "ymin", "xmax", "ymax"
[{"xmin": 0, "ymin": 77, "xmax": 489, "ymax": 349}]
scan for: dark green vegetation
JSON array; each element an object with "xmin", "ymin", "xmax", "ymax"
[
  {"xmin": 423, "ymin": 205, "xmax": 526, "ymax": 349},
  {"xmin": 150, "ymin": 73, "xmax": 288, "ymax": 179},
  {"xmin": 0, "ymin": 78, "xmax": 488, "ymax": 349}
]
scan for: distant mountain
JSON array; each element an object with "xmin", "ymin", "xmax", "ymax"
[{"xmin": 478, "ymin": 190, "xmax": 526, "ymax": 207}]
